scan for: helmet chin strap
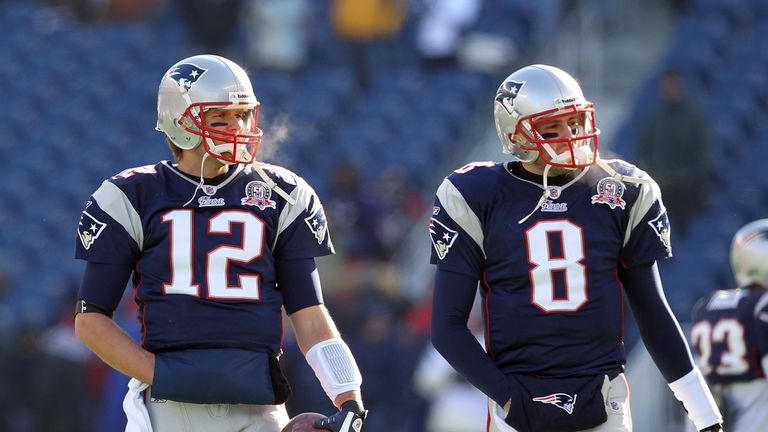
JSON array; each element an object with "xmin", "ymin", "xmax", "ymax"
[
  {"xmin": 516, "ymin": 146, "xmax": 650, "ymax": 225},
  {"xmin": 251, "ymin": 163, "xmax": 296, "ymax": 205},
  {"xmin": 202, "ymin": 128, "xmax": 296, "ymax": 205},
  {"xmin": 181, "ymin": 135, "xmax": 297, "ymax": 207},
  {"xmin": 182, "ymin": 135, "xmax": 239, "ymax": 207},
  {"xmin": 517, "ymin": 146, "xmax": 592, "ymax": 224},
  {"xmin": 518, "ymin": 163, "xmax": 555, "ymax": 224},
  {"xmin": 182, "ymin": 149, "xmax": 212, "ymax": 208}
]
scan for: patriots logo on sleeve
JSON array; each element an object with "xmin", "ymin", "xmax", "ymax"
[
  {"xmin": 304, "ymin": 208, "xmax": 328, "ymax": 245},
  {"xmin": 167, "ymin": 63, "xmax": 207, "ymax": 91},
  {"xmin": 648, "ymin": 209, "xmax": 671, "ymax": 250},
  {"xmin": 78, "ymin": 211, "xmax": 107, "ymax": 250},
  {"xmin": 429, "ymin": 218, "xmax": 458, "ymax": 260},
  {"xmin": 532, "ymin": 393, "xmax": 577, "ymax": 415}
]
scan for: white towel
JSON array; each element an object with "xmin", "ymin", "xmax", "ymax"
[{"xmin": 123, "ymin": 378, "xmax": 153, "ymax": 432}]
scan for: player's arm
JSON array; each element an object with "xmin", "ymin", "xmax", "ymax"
[
  {"xmin": 281, "ymin": 257, "xmax": 366, "ymax": 431},
  {"xmin": 619, "ymin": 261, "xmax": 722, "ymax": 431},
  {"xmin": 431, "ymin": 268, "xmax": 511, "ymax": 409},
  {"xmin": 74, "ymin": 262, "xmax": 155, "ymax": 384},
  {"xmin": 754, "ymin": 292, "xmax": 768, "ymax": 382}
]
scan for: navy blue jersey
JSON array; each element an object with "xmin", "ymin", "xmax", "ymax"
[
  {"xmin": 429, "ymin": 160, "xmax": 672, "ymax": 377},
  {"xmin": 691, "ymin": 287, "xmax": 768, "ymax": 385},
  {"xmin": 75, "ymin": 161, "xmax": 334, "ymax": 355}
]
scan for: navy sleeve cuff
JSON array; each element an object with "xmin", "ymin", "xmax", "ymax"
[{"xmin": 277, "ymin": 257, "xmax": 323, "ymax": 314}]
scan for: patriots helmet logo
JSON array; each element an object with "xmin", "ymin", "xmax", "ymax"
[
  {"xmin": 532, "ymin": 393, "xmax": 577, "ymax": 415},
  {"xmin": 167, "ymin": 63, "xmax": 207, "ymax": 91},
  {"xmin": 429, "ymin": 218, "xmax": 458, "ymax": 260},
  {"xmin": 495, "ymin": 80, "xmax": 525, "ymax": 115}
]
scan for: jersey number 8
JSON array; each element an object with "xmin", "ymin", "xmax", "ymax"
[{"xmin": 526, "ymin": 220, "xmax": 587, "ymax": 312}]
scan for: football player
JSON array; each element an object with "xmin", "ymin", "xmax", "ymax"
[
  {"xmin": 74, "ymin": 54, "xmax": 366, "ymax": 432},
  {"xmin": 691, "ymin": 219, "xmax": 768, "ymax": 432},
  {"xmin": 428, "ymin": 64, "xmax": 723, "ymax": 432}
]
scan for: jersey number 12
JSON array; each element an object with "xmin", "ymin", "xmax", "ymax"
[{"xmin": 161, "ymin": 209, "xmax": 264, "ymax": 300}]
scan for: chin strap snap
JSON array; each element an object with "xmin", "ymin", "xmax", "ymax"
[
  {"xmin": 595, "ymin": 158, "xmax": 649, "ymax": 185},
  {"xmin": 251, "ymin": 163, "xmax": 296, "ymax": 206}
]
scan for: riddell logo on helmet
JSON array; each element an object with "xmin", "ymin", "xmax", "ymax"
[
  {"xmin": 554, "ymin": 97, "xmax": 578, "ymax": 108},
  {"xmin": 229, "ymin": 92, "xmax": 252, "ymax": 102}
]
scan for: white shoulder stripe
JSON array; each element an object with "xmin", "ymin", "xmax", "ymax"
[
  {"xmin": 274, "ymin": 176, "xmax": 316, "ymax": 248},
  {"xmin": 436, "ymin": 178, "xmax": 485, "ymax": 258},
  {"xmin": 92, "ymin": 180, "xmax": 144, "ymax": 251},
  {"xmin": 624, "ymin": 177, "xmax": 662, "ymax": 247}
]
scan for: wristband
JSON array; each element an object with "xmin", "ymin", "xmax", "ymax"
[
  {"xmin": 668, "ymin": 368, "xmax": 722, "ymax": 430},
  {"xmin": 306, "ymin": 338, "xmax": 362, "ymax": 401}
]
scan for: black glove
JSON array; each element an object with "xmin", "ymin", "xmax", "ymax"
[
  {"xmin": 699, "ymin": 424, "xmax": 723, "ymax": 432},
  {"xmin": 313, "ymin": 400, "xmax": 367, "ymax": 432}
]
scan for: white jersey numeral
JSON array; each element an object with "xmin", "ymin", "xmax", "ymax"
[
  {"xmin": 691, "ymin": 318, "xmax": 749, "ymax": 376},
  {"xmin": 525, "ymin": 220, "xmax": 587, "ymax": 312},
  {"xmin": 161, "ymin": 209, "xmax": 264, "ymax": 300},
  {"xmin": 453, "ymin": 161, "xmax": 495, "ymax": 174}
]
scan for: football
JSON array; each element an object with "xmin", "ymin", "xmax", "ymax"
[{"xmin": 282, "ymin": 412, "xmax": 326, "ymax": 432}]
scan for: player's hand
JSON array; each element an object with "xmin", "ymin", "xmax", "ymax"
[
  {"xmin": 313, "ymin": 400, "xmax": 367, "ymax": 432},
  {"xmin": 699, "ymin": 423, "xmax": 723, "ymax": 432}
]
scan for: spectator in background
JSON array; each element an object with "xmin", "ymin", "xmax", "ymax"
[
  {"xmin": 324, "ymin": 160, "xmax": 388, "ymax": 260},
  {"xmin": 415, "ymin": 0, "xmax": 481, "ymax": 70},
  {"xmin": 179, "ymin": 0, "xmax": 243, "ymax": 55},
  {"xmin": 330, "ymin": 0, "xmax": 408, "ymax": 90},
  {"xmin": 242, "ymin": 0, "xmax": 309, "ymax": 72},
  {"xmin": 33, "ymin": 299, "xmax": 96, "ymax": 432},
  {"xmin": 377, "ymin": 164, "xmax": 428, "ymax": 257},
  {"xmin": 0, "ymin": 327, "xmax": 41, "ymax": 432},
  {"xmin": 42, "ymin": 0, "xmax": 159, "ymax": 22},
  {"xmin": 346, "ymin": 299, "xmax": 408, "ymax": 432},
  {"xmin": 635, "ymin": 68, "xmax": 712, "ymax": 239},
  {"xmin": 413, "ymin": 299, "xmax": 485, "ymax": 432}
]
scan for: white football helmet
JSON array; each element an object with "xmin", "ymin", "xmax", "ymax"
[
  {"xmin": 493, "ymin": 64, "xmax": 599, "ymax": 168},
  {"xmin": 156, "ymin": 54, "xmax": 262, "ymax": 164},
  {"xmin": 730, "ymin": 219, "xmax": 768, "ymax": 287}
]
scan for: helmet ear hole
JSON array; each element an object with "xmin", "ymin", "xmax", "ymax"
[{"xmin": 180, "ymin": 116, "xmax": 196, "ymax": 129}]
